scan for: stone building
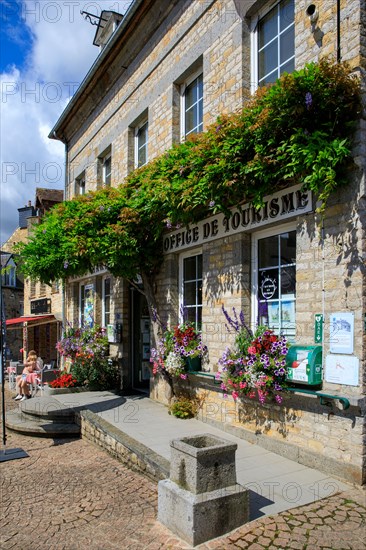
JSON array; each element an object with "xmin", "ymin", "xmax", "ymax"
[
  {"xmin": 50, "ymin": 0, "xmax": 365, "ymax": 485},
  {"xmin": 4, "ymin": 190, "xmax": 64, "ymax": 364}
]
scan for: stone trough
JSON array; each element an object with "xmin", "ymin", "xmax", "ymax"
[{"xmin": 158, "ymin": 433, "xmax": 249, "ymax": 546}]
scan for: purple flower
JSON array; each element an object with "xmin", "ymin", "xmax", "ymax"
[
  {"xmin": 305, "ymin": 92, "xmax": 313, "ymax": 109},
  {"xmin": 99, "ymin": 205, "xmax": 104, "ymax": 211},
  {"xmin": 209, "ymin": 200, "xmax": 215, "ymax": 208},
  {"xmin": 64, "ymin": 261, "xmax": 69, "ymax": 269},
  {"xmin": 166, "ymin": 220, "xmax": 172, "ymax": 229}
]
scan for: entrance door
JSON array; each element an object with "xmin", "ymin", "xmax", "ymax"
[{"xmin": 130, "ymin": 287, "xmax": 150, "ymax": 390}]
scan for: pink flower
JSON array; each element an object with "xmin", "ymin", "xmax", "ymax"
[
  {"xmin": 232, "ymin": 391, "xmax": 239, "ymax": 401},
  {"xmin": 248, "ymin": 346, "xmax": 256, "ymax": 354},
  {"xmin": 180, "ymin": 374, "xmax": 188, "ymax": 380},
  {"xmin": 239, "ymin": 381, "xmax": 247, "ymax": 389}
]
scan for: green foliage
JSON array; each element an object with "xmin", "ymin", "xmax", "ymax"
[
  {"xmin": 169, "ymin": 397, "xmax": 197, "ymax": 419},
  {"xmin": 56, "ymin": 325, "xmax": 119, "ymax": 390},
  {"xmin": 15, "ymin": 60, "xmax": 360, "ymax": 285}
]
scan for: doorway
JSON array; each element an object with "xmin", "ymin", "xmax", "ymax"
[{"xmin": 130, "ymin": 287, "xmax": 150, "ymax": 390}]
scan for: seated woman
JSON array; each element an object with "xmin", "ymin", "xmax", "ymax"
[{"xmin": 14, "ymin": 350, "xmax": 41, "ymax": 401}]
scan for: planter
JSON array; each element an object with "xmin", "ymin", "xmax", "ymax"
[{"xmin": 185, "ymin": 356, "xmax": 201, "ymax": 372}]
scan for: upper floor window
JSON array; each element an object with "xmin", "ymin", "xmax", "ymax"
[
  {"xmin": 75, "ymin": 172, "xmax": 86, "ymax": 195},
  {"xmin": 257, "ymin": 0, "xmax": 294, "ymax": 87},
  {"xmin": 181, "ymin": 72, "xmax": 203, "ymax": 139},
  {"xmin": 135, "ymin": 121, "xmax": 148, "ymax": 168},
  {"xmin": 99, "ymin": 149, "xmax": 112, "ymax": 187},
  {"xmin": 103, "ymin": 154, "xmax": 112, "ymax": 186},
  {"xmin": 2, "ymin": 265, "xmax": 16, "ymax": 287}
]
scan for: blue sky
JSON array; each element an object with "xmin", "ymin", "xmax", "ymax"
[
  {"xmin": 0, "ymin": 1, "xmax": 34, "ymax": 73},
  {"xmin": 0, "ymin": 1, "xmax": 132, "ymax": 245}
]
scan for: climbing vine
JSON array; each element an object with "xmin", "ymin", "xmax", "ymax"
[{"xmin": 16, "ymin": 60, "xmax": 360, "ymax": 293}]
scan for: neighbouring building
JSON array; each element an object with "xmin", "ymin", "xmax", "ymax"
[
  {"xmin": 4, "ymin": 190, "xmax": 64, "ymax": 365},
  {"xmin": 1, "ymin": 250, "xmax": 24, "ymax": 361},
  {"xmin": 49, "ymin": 0, "xmax": 365, "ymax": 485}
]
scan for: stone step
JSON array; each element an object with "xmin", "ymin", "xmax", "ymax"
[
  {"xmin": 5, "ymin": 410, "xmax": 80, "ymax": 438},
  {"xmin": 18, "ymin": 396, "xmax": 76, "ymax": 422}
]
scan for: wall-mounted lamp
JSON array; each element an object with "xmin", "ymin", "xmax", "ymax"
[{"xmin": 306, "ymin": 4, "xmax": 319, "ymax": 25}]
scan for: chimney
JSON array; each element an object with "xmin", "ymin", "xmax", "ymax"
[{"xmin": 18, "ymin": 202, "xmax": 36, "ymax": 228}]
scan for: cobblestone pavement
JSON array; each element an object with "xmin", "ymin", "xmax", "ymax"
[{"xmin": 1, "ymin": 387, "xmax": 365, "ymax": 550}]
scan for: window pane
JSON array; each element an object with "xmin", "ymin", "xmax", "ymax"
[
  {"xmin": 280, "ymin": 58, "xmax": 294, "ymax": 76},
  {"xmin": 186, "ymin": 307, "xmax": 197, "ymax": 324},
  {"xmin": 259, "ymin": 235, "xmax": 278, "ymax": 268},
  {"xmin": 259, "ymin": 39, "xmax": 278, "ymax": 81},
  {"xmin": 258, "ymin": 268, "xmax": 279, "ymax": 301},
  {"xmin": 281, "ymin": 266, "xmax": 296, "ymax": 295},
  {"xmin": 258, "ymin": 7, "xmax": 277, "ymax": 48},
  {"xmin": 259, "ymin": 69, "xmax": 278, "ymax": 86},
  {"xmin": 280, "ymin": 25, "xmax": 294, "ymax": 64},
  {"xmin": 138, "ymin": 147, "xmax": 147, "ymax": 167},
  {"xmin": 184, "ymin": 256, "xmax": 197, "ymax": 280},
  {"xmin": 280, "ymin": 231, "xmax": 296, "ymax": 264},
  {"xmin": 184, "ymin": 282, "xmax": 196, "ymax": 305},
  {"xmin": 280, "ymin": 0, "xmax": 294, "ymax": 31},
  {"xmin": 185, "ymin": 106, "xmax": 197, "ymax": 135},
  {"xmin": 184, "ymin": 74, "xmax": 203, "ymax": 137}
]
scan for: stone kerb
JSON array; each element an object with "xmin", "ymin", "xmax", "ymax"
[{"xmin": 158, "ymin": 433, "xmax": 249, "ymax": 546}]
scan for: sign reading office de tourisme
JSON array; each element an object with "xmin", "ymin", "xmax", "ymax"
[{"xmin": 163, "ymin": 184, "xmax": 313, "ymax": 253}]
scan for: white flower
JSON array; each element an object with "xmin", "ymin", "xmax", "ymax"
[{"xmin": 165, "ymin": 352, "xmax": 185, "ymax": 375}]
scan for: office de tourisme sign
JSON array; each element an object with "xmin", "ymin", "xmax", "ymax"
[{"xmin": 163, "ymin": 184, "xmax": 312, "ymax": 253}]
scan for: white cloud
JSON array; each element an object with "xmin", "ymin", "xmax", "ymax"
[{"xmin": 0, "ymin": 0, "xmax": 132, "ymax": 245}]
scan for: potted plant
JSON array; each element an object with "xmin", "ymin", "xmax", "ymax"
[
  {"xmin": 217, "ymin": 307, "xmax": 289, "ymax": 404},
  {"xmin": 150, "ymin": 321, "xmax": 208, "ymax": 378}
]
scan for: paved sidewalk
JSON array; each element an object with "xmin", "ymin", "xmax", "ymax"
[
  {"xmin": 39, "ymin": 390, "xmax": 353, "ymax": 518},
  {"xmin": 1, "ymin": 387, "xmax": 365, "ymax": 549}
]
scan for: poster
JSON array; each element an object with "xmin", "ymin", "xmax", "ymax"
[
  {"xmin": 84, "ymin": 284, "xmax": 94, "ymax": 327},
  {"xmin": 281, "ymin": 301, "xmax": 295, "ymax": 324},
  {"xmin": 325, "ymin": 354, "xmax": 359, "ymax": 386},
  {"xmin": 107, "ymin": 324, "xmax": 115, "ymax": 343},
  {"xmin": 268, "ymin": 302, "xmax": 279, "ymax": 325},
  {"xmin": 329, "ymin": 312, "xmax": 354, "ymax": 354}
]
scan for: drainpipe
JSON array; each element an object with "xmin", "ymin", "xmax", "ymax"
[{"xmin": 336, "ymin": 0, "xmax": 341, "ymax": 62}]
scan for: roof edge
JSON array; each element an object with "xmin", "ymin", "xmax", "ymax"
[{"xmin": 49, "ymin": 0, "xmax": 144, "ymax": 142}]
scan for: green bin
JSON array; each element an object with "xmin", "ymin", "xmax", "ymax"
[{"xmin": 286, "ymin": 345, "xmax": 322, "ymax": 386}]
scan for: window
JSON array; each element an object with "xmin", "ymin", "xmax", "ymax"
[
  {"xmin": 257, "ymin": 0, "xmax": 294, "ymax": 87},
  {"xmin": 181, "ymin": 72, "xmax": 203, "ymax": 139},
  {"xmin": 135, "ymin": 121, "xmax": 148, "ymax": 168},
  {"xmin": 99, "ymin": 151, "xmax": 112, "ymax": 187},
  {"xmin": 75, "ymin": 173, "xmax": 86, "ymax": 195},
  {"xmin": 181, "ymin": 252, "xmax": 203, "ymax": 327},
  {"xmin": 2, "ymin": 265, "xmax": 16, "ymax": 287},
  {"xmin": 102, "ymin": 277, "xmax": 111, "ymax": 327},
  {"xmin": 254, "ymin": 227, "xmax": 296, "ymax": 339}
]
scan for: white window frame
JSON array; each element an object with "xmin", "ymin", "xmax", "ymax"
[
  {"xmin": 101, "ymin": 152, "xmax": 112, "ymax": 186},
  {"xmin": 180, "ymin": 69, "xmax": 203, "ymax": 140},
  {"xmin": 134, "ymin": 120, "xmax": 149, "ymax": 168},
  {"xmin": 75, "ymin": 172, "xmax": 86, "ymax": 196},
  {"xmin": 251, "ymin": 221, "xmax": 296, "ymax": 337},
  {"xmin": 179, "ymin": 248, "xmax": 203, "ymax": 327},
  {"xmin": 102, "ymin": 276, "xmax": 111, "ymax": 328},
  {"xmin": 250, "ymin": 0, "xmax": 295, "ymax": 94}
]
